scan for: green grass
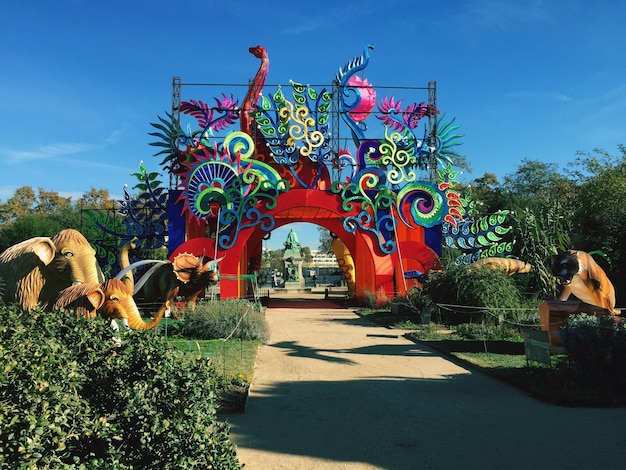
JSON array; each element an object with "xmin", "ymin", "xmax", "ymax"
[
  {"xmin": 453, "ymin": 352, "xmax": 528, "ymax": 369},
  {"xmin": 165, "ymin": 338, "xmax": 260, "ymax": 380},
  {"xmin": 358, "ymin": 308, "xmax": 626, "ymax": 407}
]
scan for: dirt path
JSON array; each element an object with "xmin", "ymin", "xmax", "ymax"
[{"xmin": 225, "ymin": 298, "xmax": 626, "ymax": 469}]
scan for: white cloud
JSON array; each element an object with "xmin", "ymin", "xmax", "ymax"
[
  {"xmin": 104, "ymin": 126, "xmax": 127, "ymax": 145},
  {"xmin": 2, "ymin": 143, "xmax": 95, "ymax": 163}
]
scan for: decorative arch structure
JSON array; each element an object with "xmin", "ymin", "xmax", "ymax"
[{"xmin": 137, "ymin": 44, "xmax": 470, "ymax": 303}]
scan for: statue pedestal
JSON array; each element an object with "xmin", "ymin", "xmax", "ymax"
[
  {"xmin": 284, "ymin": 281, "xmax": 305, "ymax": 290},
  {"xmin": 538, "ymin": 300, "xmax": 614, "ymax": 353}
]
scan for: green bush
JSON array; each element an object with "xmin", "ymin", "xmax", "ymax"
[
  {"xmin": 423, "ymin": 265, "xmax": 536, "ymax": 326},
  {"xmin": 454, "ymin": 322, "xmax": 524, "ymax": 341},
  {"xmin": 179, "ymin": 299, "xmax": 269, "ymax": 342},
  {"xmin": 0, "ymin": 306, "xmax": 242, "ymax": 469},
  {"xmin": 405, "ymin": 288, "xmax": 433, "ymax": 312},
  {"xmin": 560, "ymin": 314, "xmax": 626, "ymax": 383}
]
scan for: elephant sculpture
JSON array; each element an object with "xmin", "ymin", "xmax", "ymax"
[
  {"xmin": 116, "ymin": 239, "xmax": 221, "ymax": 314},
  {"xmin": 0, "ymin": 229, "xmax": 105, "ymax": 311},
  {"xmin": 50, "ymin": 278, "xmax": 167, "ymax": 331}
]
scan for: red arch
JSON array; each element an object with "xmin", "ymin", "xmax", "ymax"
[{"xmin": 172, "ymin": 188, "xmax": 439, "ymax": 302}]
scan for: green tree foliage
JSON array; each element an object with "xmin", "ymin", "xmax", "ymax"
[
  {"xmin": 34, "ymin": 188, "xmax": 73, "ymax": 215},
  {"xmin": 302, "ymin": 246, "xmax": 312, "ymax": 263},
  {"xmin": 423, "ymin": 265, "xmax": 536, "ymax": 325},
  {"xmin": 0, "ymin": 186, "xmax": 117, "ymax": 251},
  {"xmin": 0, "ymin": 186, "xmax": 36, "ymax": 223},
  {"xmin": 511, "ymin": 202, "xmax": 571, "ymax": 298},
  {"xmin": 466, "ymin": 149, "xmax": 626, "ymax": 303},
  {"xmin": 567, "ymin": 146, "xmax": 626, "ymax": 300},
  {"xmin": 0, "ymin": 215, "xmax": 73, "ymax": 251},
  {"xmin": 258, "ymin": 248, "xmax": 285, "ymax": 283},
  {"xmin": 501, "ymin": 158, "xmax": 574, "ymax": 205},
  {"xmin": 468, "ymin": 172, "xmax": 505, "ymax": 214},
  {"xmin": 76, "ymin": 187, "xmax": 117, "ymax": 210},
  {"xmin": 317, "ymin": 227, "xmax": 334, "ymax": 255}
]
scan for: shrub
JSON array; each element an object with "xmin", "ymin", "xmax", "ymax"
[
  {"xmin": 454, "ymin": 322, "xmax": 524, "ymax": 341},
  {"xmin": 560, "ymin": 314, "xmax": 626, "ymax": 383},
  {"xmin": 82, "ymin": 331, "xmax": 240, "ymax": 468},
  {"xmin": 405, "ymin": 288, "xmax": 433, "ymax": 312},
  {"xmin": 179, "ymin": 299, "xmax": 269, "ymax": 341},
  {"xmin": 0, "ymin": 306, "xmax": 242, "ymax": 469},
  {"xmin": 423, "ymin": 265, "xmax": 536, "ymax": 326}
]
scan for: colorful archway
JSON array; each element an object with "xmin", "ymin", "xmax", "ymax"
[
  {"xmin": 171, "ymin": 185, "xmax": 446, "ymax": 303},
  {"xmin": 155, "ymin": 44, "xmax": 467, "ymax": 302},
  {"xmin": 81, "ymin": 45, "xmax": 481, "ymax": 303}
]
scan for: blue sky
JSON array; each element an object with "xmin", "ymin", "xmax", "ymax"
[{"xmin": 1, "ymin": 0, "xmax": 625, "ymax": 250}]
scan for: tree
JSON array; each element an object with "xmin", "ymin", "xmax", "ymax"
[
  {"xmin": 302, "ymin": 246, "xmax": 312, "ymax": 263},
  {"xmin": 0, "ymin": 215, "xmax": 71, "ymax": 251},
  {"xmin": 567, "ymin": 146, "xmax": 626, "ymax": 304},
  {"xmin": 317, "ymin": 227, "xmax": 334, "ymax": 255},
  {"xmin": 76, "ymin": 187, "xmax": 117, "ymax": 210},
  {"xmin": 34, "ymin": 188, "xmax": 73, "ymax": 215},
  {"xmin": 468, "ymin": 172, "xmax": 506, "ymax": 214},
  {"xmin": 501, "ymin": 158, "xmax": 574, "ymax": 205},
  {"xmin": 511, "ymin": 202, "xmax": 571, "ymax": 299},
  {"xmin": 0, "ymin": 186, "xmax": 36, "ymax": 224},
  {"xmin": 258, "ymin": 249, "xmax": 284, "ymax": 285},
  {"xmin": 0, "ymin": 187, "xmax": 117, "ymax": 250}
]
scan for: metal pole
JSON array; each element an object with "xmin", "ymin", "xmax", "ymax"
[
  {"xmin": 427, "ymin": 80, "xmax": 437, "ymax": 182},
  {"xmin": 331, "ymin": 79, "xmax": 341, "ymax": 183},
  {"xmin": 171, "ymin": 76, "xmax": 182, "ymax": 189}
]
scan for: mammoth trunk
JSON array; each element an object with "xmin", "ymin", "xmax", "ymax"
[
  {"xmin": 99, "ymin": 279, "xmax": 167, "ymax": 332},
  {"xmin": 127, "ymin": 301, "xmax": 169, "ymax": 331}
]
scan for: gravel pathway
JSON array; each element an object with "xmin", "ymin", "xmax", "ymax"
[{"xmin": 225, "ymin": 297, "xmax": 626, "ymax": 469}]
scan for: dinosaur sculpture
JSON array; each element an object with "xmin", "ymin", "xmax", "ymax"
[{"xmin": 116, "ymin": 239, "xmax": 221, "ymax": 314}]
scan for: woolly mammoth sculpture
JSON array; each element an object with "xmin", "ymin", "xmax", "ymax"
[
  {"xmin": 50, "ymin": 278, "xmax": 167, "ymax": 331},
  {"xmin": 116, "ymin": 240, "xmax": 221, "ymax": 313},
  {"xmin": 0, "ymin": 229, "xmax": 105, "ymax": 311}
]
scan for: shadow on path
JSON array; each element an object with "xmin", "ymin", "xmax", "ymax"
[
  {"xmin": 227, "ymin": 304, "xmax": 626, "ymax": 469},
  {"xmin": 228, "ymin": 372, "xmax": 626, "ymax": 469}
]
